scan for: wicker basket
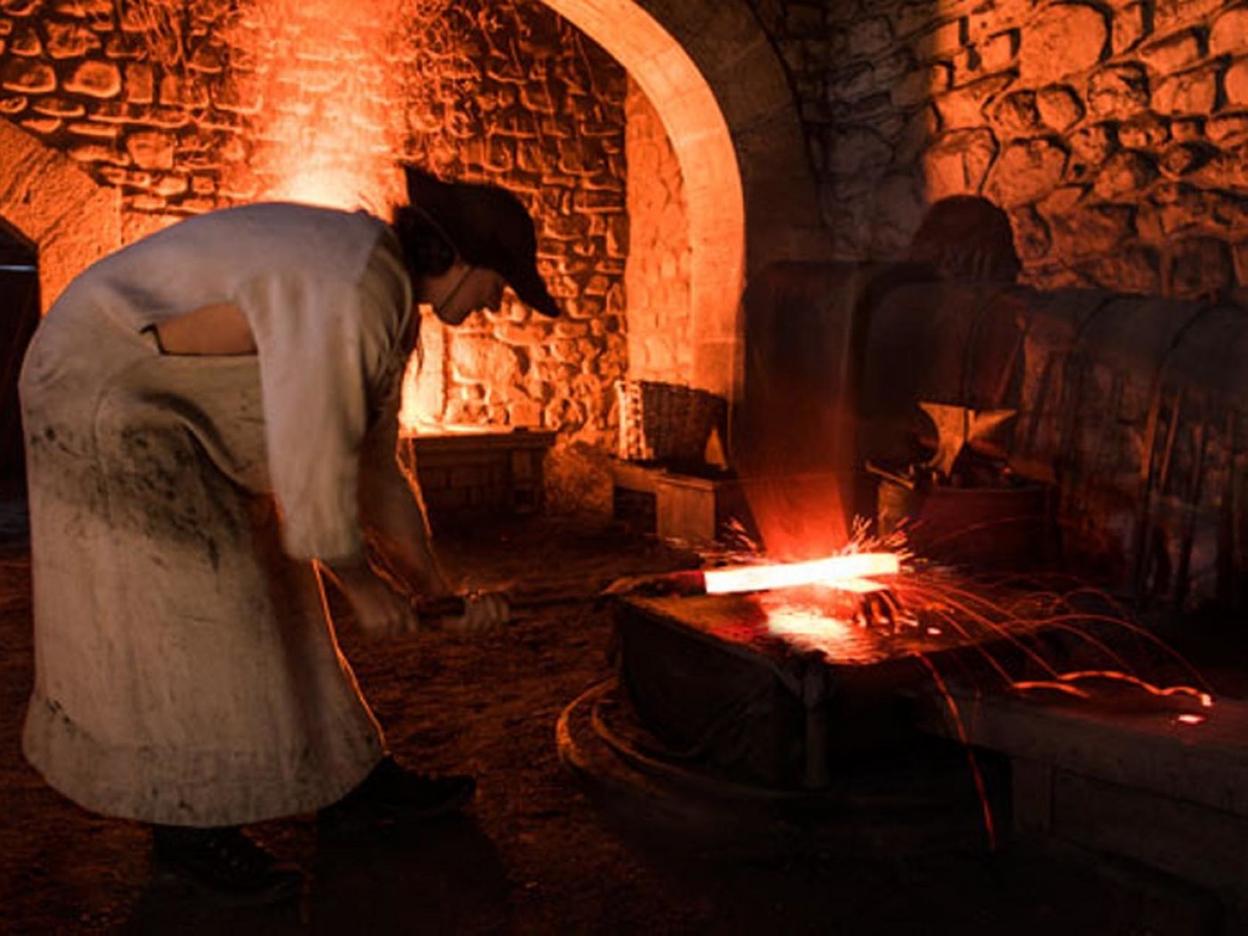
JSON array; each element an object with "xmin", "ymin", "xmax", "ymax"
[{"xmin": 615, "ymin": 379, "xmax": 727, "ymax": 463}]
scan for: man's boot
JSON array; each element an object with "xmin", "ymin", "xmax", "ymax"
[
  {"xmin": 152, "ymin": 825, "xmax": 303, "ymax": 905},
  {"xmin": 317, "ymin": 756, "xmax": 475, "ymax": 840}
]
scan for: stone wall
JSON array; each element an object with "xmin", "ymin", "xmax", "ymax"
[
  {"xmin": 0, "ymin": 0, "xmax": 629, "ymax": 455},
  {"xmin": 623, "ymin": 76, "xmax": 692, "ymax": 384},
  {"xmin": 0, "ymin": 0, "xmax": 244, "ymax": 242},
  {"xmin": 0, "ymin": 115, "xmax": 120, "ymax": 311},
  {"xmin": 748, "ymin": 0, "xmax": 1248, "ymax": 301},
  {"xmin": 393, "ymin": 1, "xmax": 629, "ymax": 450}
]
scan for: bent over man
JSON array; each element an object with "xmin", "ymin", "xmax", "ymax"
[{"xmin": 18, "ymin": 166, "xmax": 559, "ymax": 902}]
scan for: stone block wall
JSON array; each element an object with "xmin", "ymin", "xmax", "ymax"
[
  {"xmin": 748, "ymin": 0, "xmax": 1248, "ymax": 301},
  {"xmin": 623, "ymin": 75, "xmax": 692, "ymax": 384},
  {"xmin": 0, "ymin": 0, "xmax": 630, "ymax": 455},
  {"xmin": 393, "ymin": 1, "xmax": 629, "ymax": 450},
  {"xmin": 0, "ymin": 0, "xmax": 248, "ymax": 242}
]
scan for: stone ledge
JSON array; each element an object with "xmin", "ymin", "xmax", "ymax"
[
  {"xmin": 918, "ymin": 686, "xmax": 1248, "ymax": 920},
  {"xmin": 398, "ymin": 428, "xmax": 557, "ymax": 523},
  {"xmin": 920, "ymin": 690, "xmax": 1248, "ymax": 817},
  {"xmin": 402, "ymin": 427, "xmax": 557, "ymax": 456}
]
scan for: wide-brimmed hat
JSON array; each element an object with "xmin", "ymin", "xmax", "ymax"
[{"xmin": 403, "ymin": 166, "xmax": 560, "ymax": 318}]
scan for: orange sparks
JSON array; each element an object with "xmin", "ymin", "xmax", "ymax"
[
  {"xmin": 702, "ymin": 552, "xmax": 900, "ymax": 595},
  {"xmin": 913, "ymin": 652, "xmax": 997, "ymax": 851},
  {"xmin": 1012, "ymin": 670, "xmax": 1214, "ymax": 708}
]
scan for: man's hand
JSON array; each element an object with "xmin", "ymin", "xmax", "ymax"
[
  {"xmin": 444, "ymin": 591, "xmax": 509, "ymax": 636},
  {"xmin": 323, "ymin": 558, "xmax": 419, "ymax": 639}
]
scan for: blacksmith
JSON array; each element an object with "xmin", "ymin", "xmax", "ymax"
[{"xmin": 18, "ymin": 167, "xmax": 559, "ymax": 901}]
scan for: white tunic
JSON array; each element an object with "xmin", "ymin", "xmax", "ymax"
[{"xmin": 19, "ymin": 203, "xmax": 413, "ymax": 826}]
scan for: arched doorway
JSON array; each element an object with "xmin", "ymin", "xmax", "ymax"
[
  {"xmin": 0, "ymin": 119, "xmax": 121, "ymax": 314},
  {"xmin": 0, "ymin": 119, "xmax": 120, "ymax": 533},
  {"xmin": 539, "ymin": 0, "xmax": 826, "ymax": 399}
]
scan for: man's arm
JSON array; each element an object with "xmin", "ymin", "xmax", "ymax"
[{"xmin": 357, "ymin": 392, "xmax": 455, "ymax": 600}]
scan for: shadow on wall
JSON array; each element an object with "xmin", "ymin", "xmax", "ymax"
[
  {"xmin": 805, "ymin": 0, "xmax": 1248, "ymax": 301},
  {"xmin": 856, "ymin": 277, "xmax": 1248, "ymax": 616},
  {"xmin": 734, "ymin": 196, "xmax": 1021, "ymax": 559},
  {"xmin": 741, "ymin": 187, "xmax": 1248, "ymax": 613},
  {"xmin": 819, "ymin": 1, "xmax": 1026, "ymax": 264}
]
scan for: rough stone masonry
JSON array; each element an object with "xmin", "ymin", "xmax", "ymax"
[
  {"xmin": 749, "ymin": 0, "xmax": 1248, "ymax": 302},
  {"xmin": 0, "ymin": 0, "xmax": 630, "ymax": 458}
]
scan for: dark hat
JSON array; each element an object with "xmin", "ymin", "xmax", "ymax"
[{"xmin": 403, "ymin": 166, "xmax": 560, "ymax": 318}]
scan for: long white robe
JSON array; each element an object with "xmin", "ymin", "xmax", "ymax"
[{"xmin": 19, "ymin": 203, "xmax": 413, "ymax": 826}]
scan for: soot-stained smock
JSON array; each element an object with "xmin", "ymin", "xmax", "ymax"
[{"xmin": 19, "ymin": 203, "xmax": 413, "ymax": 826}]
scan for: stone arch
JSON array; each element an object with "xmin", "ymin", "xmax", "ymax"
[
  {"xmin": 539, "ymin": 0, "xmax": 825, "ymax": 398},
  {"xmin": 0, "ymin": 119, "xmax": 121, "ymax": 313}
]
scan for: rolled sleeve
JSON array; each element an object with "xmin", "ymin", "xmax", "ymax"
[{"xmin": 239, "ymin": 273, "xmax": 373, "ymax": 562}]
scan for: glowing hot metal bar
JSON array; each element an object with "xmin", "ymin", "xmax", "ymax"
[{"xmin": 702, "ymin": 553, "xmax": 900, "ymax": 595}]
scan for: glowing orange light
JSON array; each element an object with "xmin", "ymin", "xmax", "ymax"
[
  {"xmin": 758, "ymin": 596, "xmax": 892, "ymax": 664},
  {"xmin": 914, "ymin": 652, "xmax": 997, "ymax": 851},
  {"xmin": 1013, "ymin": 671, "xmax": 1214, "ymax": 709},
  {"xmin": 268, "ymin": 166, "xmax": 400, "ymax": 213},
  {"xmin": 540, "ymin": 0, "xmax": 746, "ymax": 404},
  {"xmin": 248, "ymin": 0, "xmax": 407, "ymax": 213},
  {"xmin": 1176, "ymin": 713, "xmax": 1207, "ymax": 726},
  {"xmin": 702, "ymin": 552, "xmax": 899, "ymax": 595},
  {"xmin": 764, "ymin": 605, "xmax": 854, "ymax": 641}
]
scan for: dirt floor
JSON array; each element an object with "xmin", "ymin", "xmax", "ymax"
[{"xmin": 0, "ymin": 505, "xmax": 1236, "ymax": 935}]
